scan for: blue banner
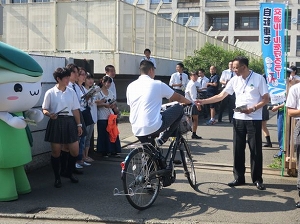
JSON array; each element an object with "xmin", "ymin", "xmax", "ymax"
[{"xmin": 260, "ymin": 3, "xmax": 286, "ymax": 104}]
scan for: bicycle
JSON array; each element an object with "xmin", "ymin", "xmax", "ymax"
[{"xmin": 119, "ymin": 103, "xmax": 197, "ymax": 210}]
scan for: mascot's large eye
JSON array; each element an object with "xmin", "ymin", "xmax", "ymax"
[{"xmin": 14, "ymin": 83, "xmax": 23, "ymax": 92}]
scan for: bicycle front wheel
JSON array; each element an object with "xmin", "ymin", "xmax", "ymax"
[
  {"xmin": 122, "ymin": 147, "xmax": 160, "ymax": 210},
  {"xmin": 180, "ymin": 138, "xmax": 197, "ymax": 189}
]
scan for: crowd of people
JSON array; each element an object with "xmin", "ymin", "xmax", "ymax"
[
  {"xmin": 41, "ymin": 48, "xmax": 300, "ymax": 208},
  {"xmin": 42, "ymin": 64, "xmax": 121, "ymax": 188}
]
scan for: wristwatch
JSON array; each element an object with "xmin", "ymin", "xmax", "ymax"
[{"xmin": 77, "ymin": 123, "xmax": 82, "ymax": 127}]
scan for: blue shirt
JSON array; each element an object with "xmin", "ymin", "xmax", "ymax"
[{"xmin": 206, "ymin": 74, "xmax": 220, "ymax": 96}]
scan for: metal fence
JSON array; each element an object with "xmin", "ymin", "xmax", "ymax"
[{"xmin": 1, "ymin": 0, "xmax": 260, "ymax": 60}]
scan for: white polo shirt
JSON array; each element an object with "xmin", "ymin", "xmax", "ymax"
[
  {"xmin": 42, "ymin": 85, "xmax": 80, "ymax": 116},
  {"xmin": 286, "ymin": 82, "xmax": 300, "ymax": 119},
  {"xmin": 185, "ymin": 80, "xmax": 197, "ymax": 101},
  {"xmin": 169, "ymin": 72, "xmax": 189, "ymax": 90},
  {"xmin": 196, "ymin": 76, "xmax": 209, "ymax": 91},
  {"xmin": 223, "ymin": 71, "xmax": 268, "ymax": 120},
  {"xmin": 141, "ymin": 57, "xmax": 157, "ymax": 69},
  {"xmin": 126, "ymin": 75, "xmax": 174, "ymax": 136},
  {"xmin": 220, "ymin": 69, "xmax": 236, "ymax": 87}
]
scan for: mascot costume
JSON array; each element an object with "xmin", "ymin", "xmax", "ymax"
[{"xmin": 0, "ymin": 42, "xmax": 43, "ymax": 201}]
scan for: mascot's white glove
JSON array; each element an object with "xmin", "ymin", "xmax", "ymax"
[
  {"xmin": 0, "ymin": 112, "xmax": 27, "ymax": 129},
  {"xmin": 25, "ymin": 109, "xmax": 44, "ymax": 123}
]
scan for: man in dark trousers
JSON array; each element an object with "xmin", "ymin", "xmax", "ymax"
[{"xmin": 198, "ymin": 56, "xmax": 269, "ymax": 191}]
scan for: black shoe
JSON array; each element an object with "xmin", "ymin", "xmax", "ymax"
[
  {"xmin": 192, "ymin": 134, "xmax": 202, "ymax": 139},
  {"xmin": 69, "ymin": 174, "xmax": 79, "ymax": 183},
  {"xmin": 228, "ymin": 179, "xmax": 245, "ymax": 187},
  {"xmin": 296, "ymin": 201, "xmax": 300, "ymax": 208},
  {"xmin": 254, "ymin": 181, "xmax": 265, "ymax": 190},
  {"xmin": 111, "ymin": 153, "xmax": 121, "ymax": 158},
  {"xmin": 263, "ymin": 143, "xmax": 272, "ymax": 147},
  {"xmin": 54, "ymin": 179, "xmax": 62, "ymax": 188},
  {"xmin": 273, "ymin": 154, "xmax": 282, "ymax": 159}
]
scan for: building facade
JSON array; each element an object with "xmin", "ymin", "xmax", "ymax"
[{"xmin": 125, "ymin": 0, "xmax": 300, "ymax": 66}]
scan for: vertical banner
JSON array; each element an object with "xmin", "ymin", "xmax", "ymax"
[{"xmin": 260, "ymin": 3, "xmax": 286, "ymax": 104}]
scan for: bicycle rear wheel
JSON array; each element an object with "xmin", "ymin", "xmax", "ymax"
[
  {"xmin": 180, "ymin": 138, "xmax": 197, "ymax": 189},
  {"xmin": 122, "ymin": 147, "xmax": 160, "ymax": 210}
]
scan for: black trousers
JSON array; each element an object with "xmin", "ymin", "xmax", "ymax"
[
  {"xmin": 232, "ymin": 119, "xmax": 263, "ymax": 183},
  {"xmin": 218, "ymin": 94, "xmax": 235, "ymax": 122}
]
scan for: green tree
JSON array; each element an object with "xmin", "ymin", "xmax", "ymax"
[{"xmin": 184, "ymin": 43, "xmax": 264, "ymax": 76}]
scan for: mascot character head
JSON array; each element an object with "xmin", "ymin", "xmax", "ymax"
[{"xmin": 0, "ymin": 42, "xmax": 43, "ymax": 112}]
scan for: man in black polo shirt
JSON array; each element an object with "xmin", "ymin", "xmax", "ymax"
[{"xmin": 205, "ymin": 65, "xmax": 220, "ymax": 125}]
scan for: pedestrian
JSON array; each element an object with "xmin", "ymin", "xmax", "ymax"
[
  {"xmin": 105, "ymin": 65, "xmax": 117, "ymax": 99},
  {"xmin": 197, "ymin": 56, "xmax": 269, "ymax": 190},
  {"xmin": 75, "ymin": 67, "xmax": 91, "ymax": 167},
  {"xmin": 82, "ymin": 72, "xmax": 98, "ymax": 163},
  {"xmin": 271, "ymin": 103, "xmax": 285, "ymax": 158},
  {"xmin": 185, "ymin": 71, "xmax": 202, "ymax": 139},
  {"xmin": 141, "ymin": 48, "xmax": 157, "ymax": 69},
  {"xmin": 196, "ymin": 68, "xmax": 209, "ymax": 118},
  {"xmin": 218, "ymin": 61, "xmax": 235, "ymax": 123},
  {"xmin": 42, "ymin": 67, "xmax": 82, "ymax": 188},
  {"xmin": 205, "ymin": 65, "xmax": 220, "ymax": 125},
  {"xmin": 95, "ymin": 76, "xmax": 121, "ymax": 157},
  {"xmin": 285, "ymin": 81, "xmax": 300, "ymax": 208},
  {"xmin": 288, "ymin": 65, "xmax": 300, "ymax": 85},
  {"xmin": 262, "ymin": 104, "xmax": 272, "ymax": 147},
  {"xmin": 169, "ymin": 62, "xmax": 189, "ymax": 96}
]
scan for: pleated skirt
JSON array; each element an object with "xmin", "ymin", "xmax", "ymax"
[{"xmin": 45, "ymin": 116, "xmax": 78, "ymax": 144}]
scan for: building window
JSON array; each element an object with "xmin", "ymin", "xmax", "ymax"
[
  {"xmin": 11, "ymin": 0, "xmax": 28, "ymax": 3},
  {"xmin": 296, "ymin": 36, "xmax": 300, "ymax": 57},
  {"xmin": 124, "ymin": 0, "xmax": 145, "ymax": 4},
  {"xmin": 286, "ymin": 35, "xmax": 290, "ymax": 52},
  {"xmin": 208, "ymin": 16, "xmax": 228, "ymax": 30},
  {"xmin": 33, "ymin": 0, "xmax": 50, "ymax": 2},
  {"xmin": 158, "ymin": 13, "xmax": 171, "ymax": 20},
  {"xmin": 177, "ymin": 12, "xmax": 199, "ymax": 26},
  {"xmin": 1, "ymin": 0, "xmax": 5, "ymax": 4},
  {"xmin": 178, "ymin": 0, "xmax": 198, "ymax": 2},
  {"xmin": 235, "ymin": 14, "xmax": 259, "ymax": 30},
  {"xmin": 297, "ymin": 36, "xmax": 300, "ymax": 52},
  {"xmin": 285, "ymin": 10, "xmax": 291, "ymax": 30},
  {"xmin": 151, "ymin": 0, "xmax": 172, "ymax": 3}
]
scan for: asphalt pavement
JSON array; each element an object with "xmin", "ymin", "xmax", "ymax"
[{"xmin": 0, "ymin": 113, "xmax": 299, "ymax": 224}]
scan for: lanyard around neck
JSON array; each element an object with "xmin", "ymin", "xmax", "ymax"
[{"xmin": 243, "ymin": 71, "xmax": 253, "ymax": 93}]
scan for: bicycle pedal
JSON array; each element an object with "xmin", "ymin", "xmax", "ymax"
[{"xmin": 173, "ymin": 160, "xmax": 182, "ymax": 165}]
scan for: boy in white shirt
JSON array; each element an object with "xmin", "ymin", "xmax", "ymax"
[{"xmin": 185, "ymin": 71, "xmax": 202, "ymax": 139}]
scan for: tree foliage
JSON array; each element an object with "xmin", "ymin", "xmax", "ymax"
[{"xmin": 183, "ymin": 43, "xmax": 264, "ymax": 76}]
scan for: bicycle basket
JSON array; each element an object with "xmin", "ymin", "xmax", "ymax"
[
  {"xmin": 179, "ymin": 114, "xmax": 192, "ymax": 134},
  {"xmin": 179, "ymin": 105, "xmax": 193, "ymax": 134}
]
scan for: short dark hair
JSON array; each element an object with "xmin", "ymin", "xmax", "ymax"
[
  {"xmin": 105, "ymin": 65, "xmax": 115, "ymax": 73},
  {"xmin": 66, "ymin": 63, "xmax": 79, "ymax": 73},
  {"xmin": 290, "ymin": 65, "xmax": 297, "ymax": 72},
  {"xmin": 190, "ymin": 71, "xmax": 197, "ymax": 76},
  {"xmin": 144, "ymin": 48, "xmax": 151, "ymax": 54},
  {"xmin": 99, "ymin": 75, "xmax": 112, "ymax": 87},
  {"xmin": 233, "ymin": 56, "xmax": 249, "ymax": 67},
  {"xmin": 198, "ymin": 68, "xmax": 205, "ymax": 73},
  {"xmin": 140, "ymin": 60, "xmax": 154, "ymax": 74},
  {"xmin": 53, "ymin": 67, "xmax": 71, "ymax": 83},
  {"xmin": 177, "ymin": 62, "xmax": 184, "ymax": 68},
  {"xmin": 86, "ymin": 72, "xmax": 94, "ymax": 79}
]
